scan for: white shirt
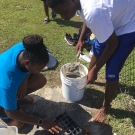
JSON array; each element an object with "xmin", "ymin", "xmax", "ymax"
[{"xmin": 79, "ymin": 0, "xmax": 135, "ymax": 43}]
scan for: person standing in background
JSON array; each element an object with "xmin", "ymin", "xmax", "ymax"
[{"xmin": 42, "ymin": 0, "xmax": 56, "ymax": 24}]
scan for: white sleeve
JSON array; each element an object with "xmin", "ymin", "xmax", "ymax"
[{"xmin": 86, "ymin": 14, "xmax": 114, "ymax": 43}]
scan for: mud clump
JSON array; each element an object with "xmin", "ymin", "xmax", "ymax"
[{"xmin": 62, "ymin": 62, "xmax": 85, "ymax": 78}]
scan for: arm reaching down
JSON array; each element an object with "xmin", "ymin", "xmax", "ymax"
[{"xmin": 87, "ymin": 32, "xmax": 119, "ymax": 83}]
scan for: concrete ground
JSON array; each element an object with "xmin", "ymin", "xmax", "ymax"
[{"xmin": 0, "ymin": 86, "xmax": 113, "ymax": 135}]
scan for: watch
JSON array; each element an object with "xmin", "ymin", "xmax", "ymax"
[{"xmin": 37, "ymin": 119, "xmax": 43, "ymax": 128}]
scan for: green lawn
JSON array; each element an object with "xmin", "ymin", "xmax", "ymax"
[{"xmin": 0, "ymin": 0, "xmax": 135, "ymax": 134}]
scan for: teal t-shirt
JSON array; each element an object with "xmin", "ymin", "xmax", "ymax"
[{"xmin": 0, "ymin": 42, "xmax": 28, "ymax": 110}]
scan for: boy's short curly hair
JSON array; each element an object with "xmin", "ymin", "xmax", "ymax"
[
  {"xmin": 46, "ymin": 0, "xmax": 65, "ymax": 8},
  {"xmin": 22, "ymin": 34, "xmax": 49, "ymax": 65}
]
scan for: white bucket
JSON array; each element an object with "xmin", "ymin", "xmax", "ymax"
[
  {"xmin": 60, "ymin": 63, "xmax": 88, "ymax": 102},
  {"xmin": 0, "ymin": 126, "xmax": 18, "ymax": 135}
]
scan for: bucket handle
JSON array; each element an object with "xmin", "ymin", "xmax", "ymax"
[
  {"xmin": 60, "ymin": 71, "xmax": 86, "ymax": 90},
  {"xmin": 63, "ymin": 77, "xmax": 86, "ymax": 90},
  {"xmin": 71, "ymin": 83, "xmax": 86, "ymax": 90}
]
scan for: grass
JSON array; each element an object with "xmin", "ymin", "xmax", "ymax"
[{"xmin": 0, "ymin": 0, "xmax": 135, "ymax": 134}]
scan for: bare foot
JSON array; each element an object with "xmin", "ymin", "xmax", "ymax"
[
  {"xmin": 92, "ymin": 106, "xmax": 110, "ymax": 123},
  {"xmin": 18, "ymin": 95, "xmax": 36, "ymax": 105}
]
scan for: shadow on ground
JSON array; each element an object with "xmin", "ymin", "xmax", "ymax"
[
  {"xmin": 117, "ymin": 84, "xmax": 135, "ymax": 99},
  {"xmin": 18, "ymin": 94, "xmax": 113, "ymax": 135},
  {"xmin": 80, "ymin": 87, "xmax": 105, "ymax": 109},
  {"xmin": 93, "ymin": 81, "xmax": 105, "ymax": 87},
  {"xmin": 52, "ymin": 18, "xmax": 83, "ymax": 28},
  {"xmin": 110, "ymin": 108, "xmax": 135, "ymax": 128}
]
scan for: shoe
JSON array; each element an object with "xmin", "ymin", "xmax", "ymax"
[
  {"xmin": 42, "ymin": 49, "xmax": 57, "ymax": 71},
  {"xmin": 44, "ymin": 17, "xmax": 50, "ymax": 24},
  {"xmin": 52, "ymin": 11, "xmax": 56, "ymax": 19},
  {"xmin": 76, "ymin": 11, "xmax": 80, "ymax": 16},
  {"xmin": 73, "ymin": 33, "xmax": 79, "ymax": 45},
  {"xmin": 83, "ymin": 42, "xmax": 93, "ymax": 52},
  {"xmin": 89, "ymin": 50, "xmax": 93, "ymax": 57},
  {"xmin": 79, "ymin": 53, "xmax": 92, "ymax": 63},
  {"xmin": 64, "ymin": 33, "xmax": 76, "ymax": 46}
]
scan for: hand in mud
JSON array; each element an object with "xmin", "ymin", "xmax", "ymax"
[
  {"xmin": 42, "ymin": 119, "xmax": 62, "ymax": 134},
  {"xmin": 92, "ymin": 107, "xmax": 108, "ymax": 123}
]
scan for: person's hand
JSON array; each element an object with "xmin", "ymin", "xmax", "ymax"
[
  {"xmin": 87, "ymin": 68, "xmax": 98, "ymax": 84},
  {"xmin": 17, "ymin": 80, "xmax": 28, "ymax": 100},
  {"xmin": 42, "ymin": 119, "xmax": 62, "ymax": 134},
  {"xmin": 76, "ymin": 40, "xmax": 84, "ymax": 53}
]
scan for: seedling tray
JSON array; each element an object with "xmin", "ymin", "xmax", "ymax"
[{"xmin": 55, "ymin": 112, "xmax": 82, "ymax": 135}]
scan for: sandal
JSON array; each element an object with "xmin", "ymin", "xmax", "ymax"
[
  {"xmin": 79, "ymin": 53, "xmax": 91, "ymax": 63},
  {"xmin": 44, "ymin": 17, "xmax": 50, "ymax": 24},
  {"xmin": 64, "ymin": 33, "xmax": 76, "ymax": 46}
]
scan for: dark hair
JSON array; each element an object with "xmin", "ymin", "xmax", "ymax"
[
  {"xmin": 22, "ymin": 34, "xmax": 49, "ymax": 65},
  {"xmin": 46, "ymin": 0, "xmax": 65, "ymax": 8}
]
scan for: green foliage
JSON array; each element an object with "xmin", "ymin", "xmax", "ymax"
[{"xmin": 120, "ymin": 50, "xmax": 135, "ymax": 86}]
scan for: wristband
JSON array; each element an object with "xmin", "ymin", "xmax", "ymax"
[{"xmin": 37, "ymin": 119, "xmax": 43, "ymax": 128}]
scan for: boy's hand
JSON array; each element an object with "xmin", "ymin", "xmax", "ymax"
[
  {"xmin": 87, "ymin": 67, "xmax": 97, "ymax": 84},
  {"xmin": 42, "ymin": 119, "xmax": 62, "ymax": 134},
  {"xmin": 76, "ymin": 40, "xmax": 84, "ymax": 53}
]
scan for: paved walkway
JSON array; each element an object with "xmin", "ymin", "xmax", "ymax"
[{"xmin": 0, "ymin": 87, "xmax": 113, "ymax": 135}]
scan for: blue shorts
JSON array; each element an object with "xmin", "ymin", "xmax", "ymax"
[{"xmin": 92, "ymin": 32, "xmax": 135, "ymax": 81}]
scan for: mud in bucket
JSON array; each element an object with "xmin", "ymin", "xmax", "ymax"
[{"xmin": 60, "ymin": 62, "xmax": 88, "ymax": 102}]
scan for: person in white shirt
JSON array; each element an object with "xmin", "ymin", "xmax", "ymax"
[{"xmin": 46, "ymin": 0, "xmax": 135, "ymax": 123}]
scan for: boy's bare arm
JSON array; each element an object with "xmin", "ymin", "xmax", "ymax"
[
  {"xmin": 78, "ymin": 22, "xmax": 90, "ymax": 42},
  {"xmin": 5, "ymin": 109, "xmax": 61, "ymax": 133},
  {"xmin": 95, "ymin": 31, "xmax": 119, "ymax": 72},
  {"xmin": 87, "ymin": 31, "xmax": 119, "ymax": 83},
  {"xmin": 76, "ymin": 22, "xmax": 91, "ymax": 52}
]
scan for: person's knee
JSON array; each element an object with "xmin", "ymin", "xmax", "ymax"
[
  {"xmin": 27, "ymin": 73, "xmax": 47, "ymax": 90},
  {"xmin": 38, "ymin": 74, "xmax": 47, "ymax": 88}
]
